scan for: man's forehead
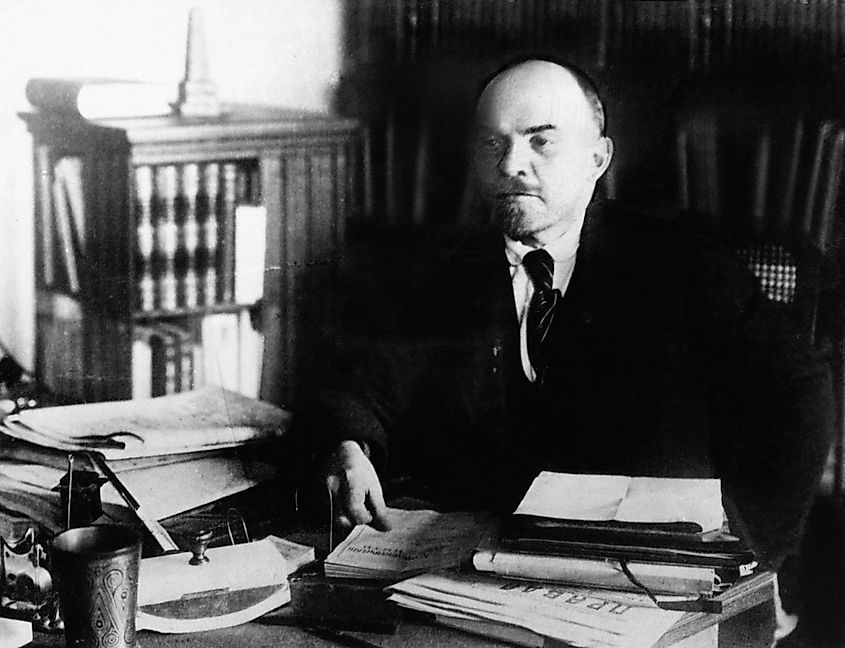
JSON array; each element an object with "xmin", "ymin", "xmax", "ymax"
[{"xmin": 476, "ymin": 63, "xmax": 593, "ymax": 132}]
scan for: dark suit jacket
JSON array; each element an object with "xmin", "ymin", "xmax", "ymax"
[{"xmin": 296, "ymin": 200, "xmax": 834, "ymax": 569}]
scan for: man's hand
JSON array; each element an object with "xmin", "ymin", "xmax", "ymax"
[{"xmin": 324, "ymin": 440, "xmax": 391, "ymax": 531}]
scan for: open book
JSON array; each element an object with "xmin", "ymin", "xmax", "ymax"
[{"xmin": 324, "ymin": 508, "xmax": 490, "ymax": 580}]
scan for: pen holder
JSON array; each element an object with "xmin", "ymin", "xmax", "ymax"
[
  {"xmin": 50, "ymin": 525, "xmax": 142, "ymax": 648},
  {"xmin": 52, "ymin": 470, "xmax": 107, "ymax": 529}
]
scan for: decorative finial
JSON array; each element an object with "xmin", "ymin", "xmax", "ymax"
[{"xmin": 175, "ymin": 7, "xmax": 223, "ymax": 118}]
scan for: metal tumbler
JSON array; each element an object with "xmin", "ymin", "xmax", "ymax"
[{"xmin": 50, "ymin": 525, "xmax": 142, "ymax": 648}]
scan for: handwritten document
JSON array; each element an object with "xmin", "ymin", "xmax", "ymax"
[
  {"xmin": 514, "ymin": 472, "xmax": 724, "ymax": 533},
  {"xmin": 387, "ymin": 571, "xmax": 684, "ymax": 648},
  {"xmin": 3, "ymin": 386, "xmax": 290, "ymax": 460},
  {"xmin": 324, "ymin": 508, "xmax": 490, "ymax": 579}
]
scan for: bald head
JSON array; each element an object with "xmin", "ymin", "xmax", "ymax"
[
  {"xmin": 472, "ymin": 59, "xmax": 613, "ymax": 246},
  {"xmin": 477, "ymin": 60, "xmax": 606, "ymax": 141}
]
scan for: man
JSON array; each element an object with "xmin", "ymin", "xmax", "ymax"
[{"xmin": 297, "ymin": 59, "xmax": 833, "ymax": 576}]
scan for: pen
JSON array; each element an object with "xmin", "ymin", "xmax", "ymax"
[{"xmin": 85, "ymin": 450, "xmax": 180, "ymax": 552}]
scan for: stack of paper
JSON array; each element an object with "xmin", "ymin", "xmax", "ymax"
[
  {"xmin": 0, "ymin": 386, "xmax": 291, "ymax": 539},
  {"xmin": 324, "ymin": 508, "xmax": 489, "ymax": 580},
  {"xmin": 2, "ymin": 386, "xmax": 289, "ymax": 460},
  {"xmin": 387, "ymin": 571, "xmax": 685, "ymax": 648}
]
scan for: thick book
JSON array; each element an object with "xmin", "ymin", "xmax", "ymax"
[
  {"xmin": 473, "ymin": 549, "xmax": 716, "ymax": 596},
  {"xmin": 26, "ymin": 78, "xmax": 175, "ymax": 119}
]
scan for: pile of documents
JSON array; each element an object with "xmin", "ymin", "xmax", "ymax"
[
  {"xmin": 480, "ymin": 472, "xmax": 755, "ymax": 604},
  {"xmin": 0, "ymin": 386, "xmax": 291, "ymax": 539},
  {"xmin": 384, "ymin": 472, "xmax": 757, "ymax": 647},
  {"xmin": 324, "ymin": 508, "xmax": 489, "ymax": 579},
  {"xmin": 386, "ymin": 571, "xmax": 686, "ymax": 648}
]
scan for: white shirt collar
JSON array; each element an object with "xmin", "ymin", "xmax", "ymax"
[{"xmin": 503, "ymin": 217, "xmax": 584, "ymax": 267}]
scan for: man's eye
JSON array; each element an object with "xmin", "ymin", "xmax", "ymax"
[
  {"xmin": 478, "ymin": 136, "xmax": 503, "ymax": 154},
  {"xmin": 530, "ymin": 134, "xmax": 550, "ymax": 149}
]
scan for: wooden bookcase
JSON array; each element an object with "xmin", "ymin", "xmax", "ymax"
[{"xmin": 20, "ymin": 105, "xmax": 364, "ymax": 407}]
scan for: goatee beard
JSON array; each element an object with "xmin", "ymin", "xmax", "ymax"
[{"xmin": 496, "ymin": 202, "xmax": 534, "ymax": 242}]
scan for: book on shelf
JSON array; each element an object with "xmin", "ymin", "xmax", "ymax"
[
  {"xmin": 199, "ymin": 311, "xmax": 262, "ymax": 398},
  {"xmin": 132, "ymin": 322, "xmax": 198, "ymax": 399},
  {"xmin": 221, "ymin": 163, "xmax": 239, "ymax": 303},
  {"xmin": 156, "ymin": 322, "xmax": 196, "ymax": 394},
  {"xmin": 234, "ymin": 205, "xmax": 266, "ymax": 305},
  {"xmin": 26, "ymin": 78, "xmax": 175, "ymax": 120},
  {"xmin": 132, "ymin": 324, "xmax": 155, "ymax": 399},
  {"xmin": 237, "ymin": 309, "xmax": 264, "ymax": 399},
  {"xmin": 200, "ymin": 312, "xmax": 241, "ymax": 392}
]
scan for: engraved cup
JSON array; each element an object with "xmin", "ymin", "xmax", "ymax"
[{"xmin": 50, "ymin": 525, "xmax": 142, "ymax": 648}]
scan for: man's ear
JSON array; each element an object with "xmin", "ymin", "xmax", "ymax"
[{"xmin": 590, "ymin": 136, "xmax": 614, "ymax": 179}]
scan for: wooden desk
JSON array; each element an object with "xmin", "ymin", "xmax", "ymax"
[{"xmin": 29, "ymin": 571, "xmax": 775, "ymax": 648}]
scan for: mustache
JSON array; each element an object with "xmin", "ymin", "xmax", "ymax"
[{"xmin": 491, "ymin": 182, "xmax": 542, "ymax": 198}]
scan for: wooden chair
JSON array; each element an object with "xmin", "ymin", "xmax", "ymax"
[{"xmin": 675, "ymin": 85, "xmax": 845, "ymax": 497}]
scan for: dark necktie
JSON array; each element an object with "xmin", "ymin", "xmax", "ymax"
[{"xmin": 522, "ymin": 249, "xmax": 561, "ymax": 378}]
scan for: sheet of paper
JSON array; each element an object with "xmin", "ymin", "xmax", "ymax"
[
  {"xmin": 514, "ymin": 472, "xmax": 630, "ymax": 520},
  {"xmin": 0, "ymin": 616, "xmax": 32, "ymax": 648},
  {"xmin": 615, "ymin": 477, "xmax": 723, "ymax": 533},
  {"xmin": 513, "ymin": 471, "xmax": 723, "ymax": 532}
]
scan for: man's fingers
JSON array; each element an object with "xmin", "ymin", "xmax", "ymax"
[
  {"xmin": 342, "ymin": 480, "xmax": 375, "ymax": 526},
  {"xmin": 322, "ymin": 441, "xmax": 390, "ymax": 531},
  {"xmin": 366, "ymin": 484, "xmax": 391, "ymax": 531}
]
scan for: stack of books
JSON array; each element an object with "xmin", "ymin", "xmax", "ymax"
[
  {"xmin": 475, "ymin": 472, "xmax": 755, "ymax": 608},
  {"xmin": 0, "ymin": 387, "xmax": 290, "ymax": 542},
  {"xmin": 132, "ymin": 310, "xmax": 263, "ymax": 400}
]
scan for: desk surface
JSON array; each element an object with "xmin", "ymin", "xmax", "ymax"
[
  {"xmin": 28, "ymin": 572, "xmax": 776, "ymax": 648},
  {"xmin": 24, "ymin": 509, "xmax": 777, "ymax": 648}
]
